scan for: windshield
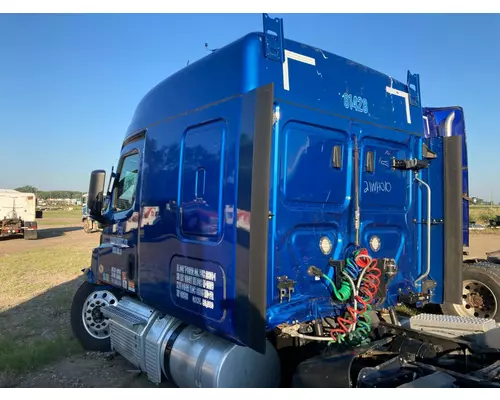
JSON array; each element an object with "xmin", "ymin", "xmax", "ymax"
[{"xmin": 113, "ymin": 152, "xmax": 140, "ymax": 212}]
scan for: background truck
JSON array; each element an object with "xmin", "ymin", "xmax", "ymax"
[
  {"xmin": 81, "ymin": 192, "xmax": 100, "ymax": 234},
  {"xmin": 0, "ymin": 189, "xmax": 38, "ymax": 240},
  {"xmin": 70, "ymin": 14, "xmax": 500, "ymax": 388}
]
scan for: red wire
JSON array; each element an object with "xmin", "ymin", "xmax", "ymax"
[
  {"xmin": 329, "ymin": 254, "xmax": 382, "ymax": 341},
  {"xmin": 355, "ymin": 249, "xmax": 372, "ymax": 268}
]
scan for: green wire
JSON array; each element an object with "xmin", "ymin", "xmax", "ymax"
[
  {"xmin": 324, "ymin": 249, "xmax": 376, "ymax": 346},
  {"xmin": 322, "ymin": 274, "xmax": 351, "ymax": 301}
]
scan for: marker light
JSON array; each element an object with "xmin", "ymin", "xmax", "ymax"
[
  {"xmin": 370, "ymin": 236, "xmax": 381, "ymax": 252},
  {"xmin": 319, "ymin": 236, "xmax": 333, "ymax": 255}
]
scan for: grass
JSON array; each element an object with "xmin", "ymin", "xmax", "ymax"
[
  {"xmin": 395, "ymin": 304, "xmax": 418, "ymax": 317},
  {"xmin": 0, "ymin": 247, "xmax": 91, "ymax": 309},
  {"xmin": 0, "ymin": 240, "xmax": 96, "ymax": 382},
  {"xmin": 41, "ymin": 209, "xmax": 82, "ymax": 219},
  {"xmin": 0, "ymin": 336, "xmax": 82, "ymax": 374},
  {"xmin": 469, "ymin": 205, "xmax": 500, "ymax": 225},
  {"xmin": 36, "ymin": 208, "xmax": 82, "ymax": 227},
  {"xmin": 38, "ymin": 219, "xmax": 81, "ymax": 227}
]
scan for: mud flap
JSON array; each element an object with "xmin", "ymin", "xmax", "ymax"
[
  {"xmin": 23, "ymin": 222, "xmax": 38, "ymax": 240},
  {"xmin": 292, "ymin": 352, "xmax": 356, "ymax": 388},
  {"xmin": 291, "ymin": 339, "xmax": 392, "ymax": 388},
  {"xmin": 24, "ymin": 230, "xmax": 38, "ymax": 240}
]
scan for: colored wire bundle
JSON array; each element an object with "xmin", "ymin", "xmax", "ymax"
[{"xmin": 322, "ymin": 248, "xmax": 382, "ymax": 345}]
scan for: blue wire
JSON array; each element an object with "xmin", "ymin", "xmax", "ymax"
[{"xmin": 345, "ymin": 258, "xmax": 361, "ymax": 279}]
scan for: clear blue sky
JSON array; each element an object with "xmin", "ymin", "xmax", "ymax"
[{"xmin": 0, "ymin": 13, "xmax": 499, "ymax": 201}]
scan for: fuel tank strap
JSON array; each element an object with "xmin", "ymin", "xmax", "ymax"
[{"xmin": 163, "ymin": 323, "xmax": 188, "ymax": 382}]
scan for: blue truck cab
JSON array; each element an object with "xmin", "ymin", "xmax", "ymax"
[{"xmin": 71, "ymin": 15, "xmax": 500, "ymax": 388}]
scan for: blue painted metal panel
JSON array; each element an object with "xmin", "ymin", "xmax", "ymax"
[
  {"xmin": 90, "ymin": 18, "xmax": 434, "ymax": 347},
  {"xmin": 419, "ymin": 137, "xmax": 445, "ymax": 304},
  {"xmin": 267, "ymin": 103, "xmax": 423, "ymax": 326},
  {"xmin": 136, "ymin": 98, "xmax": 244, "ymax": 343}
]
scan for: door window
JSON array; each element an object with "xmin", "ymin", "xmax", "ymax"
[
  {"xmin": 113, "ymin": 152, "xmax": 140, "ymax": 212},
  {"xmin": 180, "ymin": 121, "xmax": 225, "ymax": 239}
]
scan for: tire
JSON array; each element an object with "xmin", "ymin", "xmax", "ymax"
[
  {"xmin": 441, "ymin": 262, "xmax": 500, "ymax": 322},
  {"xmin": 70, "ymin": 281, "xmax": 122, "ymax": 352}
]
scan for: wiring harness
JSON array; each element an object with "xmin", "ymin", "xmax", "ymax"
[{"xmin": 321, "ymin": 248, "xmax": 382, "ymax": 345}]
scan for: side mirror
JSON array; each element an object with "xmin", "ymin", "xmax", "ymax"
[
  {"xmin": 88, "ymin": 170, "xmax": 106, "ymax": 217},
  {"xmin": 471, "ymin": 197, "xmax": 478, "ymax": 205}
]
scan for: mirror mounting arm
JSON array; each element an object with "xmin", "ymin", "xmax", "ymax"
[{"xmin": 463, "ymin": 193, "xmax": 477, "ymax": 204}]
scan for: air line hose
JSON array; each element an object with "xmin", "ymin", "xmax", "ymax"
[
  {"xmin": 320, "ymin": 248, "xmax": 382, "ymax": 345},
  {"xmin": 322, "ymin": 274, "xmax": 351, "ymax": 301}
]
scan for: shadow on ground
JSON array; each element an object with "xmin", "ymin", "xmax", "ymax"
[
  {"xmin": 0, "ymin": 277, "xmax": 160, "ymax": 388},
  {"xmin": 0, "ymin": 226, "xmax": 83, "ymax": 242},
  {"xmin": 37, "ymin": 226, "xmax": 83, "ymax": 240}
]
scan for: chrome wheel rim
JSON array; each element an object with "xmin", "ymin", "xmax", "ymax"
[
  {"xmin": 455, "ymin": 279, "xmax": 498, "ymax": 319},
  {"xmin": 81, "ymin": 290, "xmax": 118, "ymax": 339}
]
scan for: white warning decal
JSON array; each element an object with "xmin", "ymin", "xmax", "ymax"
[
  {"xmin": 282, "ymin": 50, "xmax": 316, "ymax": 92},
  {"xmin": 175, "ymin": 264, "xmax": 216, "ymax": 310},
  {"xmin": 386, "ymin": 86, "xmax": 411, "ymax": 124}
]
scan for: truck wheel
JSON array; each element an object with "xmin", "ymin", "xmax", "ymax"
[
  {"xmin": 70, "ymin": 281, "xmax": 121, "ymax": 352},
  {"xmin": 440, "ymin": 262, "xmax": 500, "ymax": 322}
]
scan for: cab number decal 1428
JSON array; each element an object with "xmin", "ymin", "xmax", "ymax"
[{"xmin": 342, "ymin": 92, "xmax": 368, "ymax": 114}]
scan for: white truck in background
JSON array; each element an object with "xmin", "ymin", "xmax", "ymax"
[
  {"xmin": 82, "ymin": 192, "xmax": 101, "ymax": 234},
  {"xmin": 0, "ymin": 189, "xmax": 38, "ymax": 240}
]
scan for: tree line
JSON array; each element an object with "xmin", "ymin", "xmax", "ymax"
[{"xmin": 15, "ymin": 185, "xmax": 84, "ymax": 200}]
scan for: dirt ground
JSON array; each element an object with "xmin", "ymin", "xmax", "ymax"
[
  {"xmin": 465, "ymin": 234, "xmax": 500, "ymax": 260},
  {"xmin": 1, "ymin": 214, "xmax": 499, "ymax": 388}
]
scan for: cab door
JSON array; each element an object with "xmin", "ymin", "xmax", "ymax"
[{"xmin": 97, "ymin": 136, "xmax": 145, "ymax": 295}]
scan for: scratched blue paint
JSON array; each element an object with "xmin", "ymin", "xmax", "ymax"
[{"xmin": 85, "ymin": 17, "xmax": 450, "ymax": 348}]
